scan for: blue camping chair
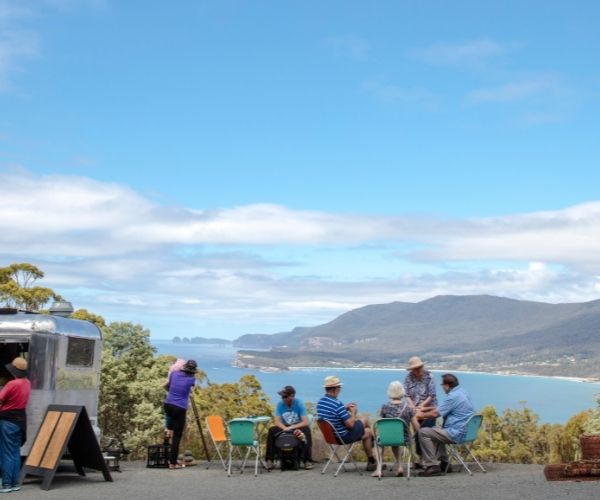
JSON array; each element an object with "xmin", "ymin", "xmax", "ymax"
[
  {"xmin": 444, "ymin": 414, "xmax": 486, "ymax": 475},
  {"xmin": 372, "ymin": 418, "xmax": 412, "ymax": 480}
]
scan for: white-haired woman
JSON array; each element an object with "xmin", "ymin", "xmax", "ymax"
[{"xmin": 372, "ymin": 381, "xmax": 420, "ymax": 477}]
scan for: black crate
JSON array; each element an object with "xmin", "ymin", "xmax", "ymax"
[{"xmin": 147, "ymin": 444, "xmax": 170, "ymax": 468}]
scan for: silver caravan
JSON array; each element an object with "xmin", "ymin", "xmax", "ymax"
[{"xmin": 0, "ymin": 311, "xmax": 102, "ymax": 454}]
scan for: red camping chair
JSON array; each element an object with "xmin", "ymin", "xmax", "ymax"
[{"xmin": 317, "ymin": 420, "xmax": 362, "ymax": 477}]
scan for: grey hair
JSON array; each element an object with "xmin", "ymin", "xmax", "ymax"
[{"xmin": 387, "ymin": 380, "xmax": 405, "ymax": 399}]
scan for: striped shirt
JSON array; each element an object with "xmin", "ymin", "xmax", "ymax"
[{"xmin": 316, "ymin": 394, "xmax": 350, "ymax": 438}]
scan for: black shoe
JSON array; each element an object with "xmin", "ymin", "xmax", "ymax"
[
  {"xmin": 418, "ymin": 465, "xmax": 442, "ymax": 477},
  {"xmin": 366, "ymin": 459, "xmax": 377, "ymax": 472},
  {"xmin": 412, "ymin": 462, "xmax": 424, "ymax": 470},
  {"xmin": 440, "ymin": 461, "xmax": 453, "ymax": 473}
]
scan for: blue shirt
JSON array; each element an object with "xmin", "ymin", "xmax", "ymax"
[
  {"xmin": 275, "ymin": 397, "xmax": 307, "ymax": 426},
  {"xmin": 316, "ymin": 394, "xmax": 350, "ymax": 438},
  {"xmin": 164, "ymin": 370, "xmax": 196, "ymax": 410},
  {"xmin": 438, "ymin": 386, "xmax": 475, "ymax": 444}
]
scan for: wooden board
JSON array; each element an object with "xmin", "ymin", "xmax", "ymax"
[{"xmin": 20, "ymin": 405, "xmax": 112, "ymax": 490}]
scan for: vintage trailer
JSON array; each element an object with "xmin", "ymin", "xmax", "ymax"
[{"xmin": 0, "ymin": 310, "xmax": 102, "ymax": 454}]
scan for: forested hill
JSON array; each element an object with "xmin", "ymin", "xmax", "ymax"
[{"xmin": 232, "ymin": 295, "xmax": 600, "ymax": 378}]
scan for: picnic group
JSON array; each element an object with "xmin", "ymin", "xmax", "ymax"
[
  {"xmin": 0, "ymin": 354, "xmax": 475, "ymax": 491},
  {"xmin": 163, "ymin": 355, "xmax": 476, "ymax": 477}
]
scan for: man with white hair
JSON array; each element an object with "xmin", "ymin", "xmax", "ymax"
[{"xmin": 316, "ymin": 375, "xmax": 377, "ymax": 471}]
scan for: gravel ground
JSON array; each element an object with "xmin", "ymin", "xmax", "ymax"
[{"xmin": 14, "ymin": 461, "xmax": 598, "ymax": 500}]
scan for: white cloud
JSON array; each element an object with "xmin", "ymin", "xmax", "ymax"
[
  {"xmin": 3, "ymin": 169, "xmax": 600, "ymax": 337},
  {"xmin": 407, "ymin": 38, "xmax": 509, "ymax": 66},
  {"xmin": 324, "ymin": 35, "xmax": 370, "ymax": 60},
  {"xmin": 0, "ymin": 1, "xmax": 38, "ymax": 91},
  {"xmin": 468, "ymin": 75, "xmax": 561, "ymax": 103},
  {"xmin": 362, "ymin": 80, "xmax": 439, "ymax": 109}
]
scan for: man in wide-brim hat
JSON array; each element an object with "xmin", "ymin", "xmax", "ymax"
[
  {"xmin": 316, "ymin": 375, "xmax": 377, "ymax": 471},
  {"xmin": 0, "ymin": 357, "xmax": 31, "ymax": 492},
  {"xmin": 403, "ymin": 356, "xmax": 438, "ymax": 466}
]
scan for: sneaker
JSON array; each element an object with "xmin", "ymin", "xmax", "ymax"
[
  {"xmin": 418, "ymin": 465, "xmax": 442, "ymax": 477},
  {"xmin": 440, "ymin": 460, "xmax": 453, "ymax": 473},
  {"xmin": 0, "ymin": 487, "xmax": 11, "ymax": 494},
  {"xmin": 366, "ymin": 460, "xmax": 377, "ymax": 472},
  {"xmin": 303, "ymin": 461, "xmax": 314, "ymax": 470},
  {"xmin": 265, "ymin": 459, "xmax": 274, "ymax": 470},
  {"xmin": 10, "ymin": 486, "xmax": 20, "ymax": 492}
]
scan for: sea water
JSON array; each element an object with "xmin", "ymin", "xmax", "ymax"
[{"xmin": 152, "ymin": 340, "xmax": 600, "ymax": 424}]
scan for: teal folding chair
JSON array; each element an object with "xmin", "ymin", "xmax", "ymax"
[
  {"xmin": 444, "ymin": 414, "xmax": 486, "ymax": 475},
  {"xmin": 227, "ymin": 419, "xmax": 261, "ymax": 477},
  {"xmin": 372, "ymin": 418, "xmax": 412, "ymax": 480}
]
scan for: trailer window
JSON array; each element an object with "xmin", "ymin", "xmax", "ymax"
[{"xmin": 66, "ymin": 338, "xmax": 95, "ymax": 367}]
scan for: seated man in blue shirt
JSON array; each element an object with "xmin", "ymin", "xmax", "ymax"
[
  {"xmin": 265, "ymin": 385, "xmax": 313, "ymax": 470},
  {"xmin": 415, "ymin": 373, "xmax": 475, "ymax": 476},
  {"xmin": 316, "ymin": 375, "xmax": 376, "ymax": 471}
]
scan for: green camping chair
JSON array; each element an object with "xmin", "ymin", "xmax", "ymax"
[
  {"xmin": 227, "ymin": 419, "xmax": 261, "ymax": 477},
  {"xmin": 444, "ymin": 414, "xmax": 486, "ymax": 475},
  {"xmin": 372, "ymin": 418, "xmax": 412, "ymax": 480}
]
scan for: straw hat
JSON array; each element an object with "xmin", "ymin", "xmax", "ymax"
[
  {"xmin": 6, "ymin": 357, "xmax": 27, "ymax": 378},
  {"xmin": 323, "ymin": 375, "xmax": 343, "ymax": 388},
  {"xmin": 407, "ymin": 356, "xmax": 425, "ymax": 370}
]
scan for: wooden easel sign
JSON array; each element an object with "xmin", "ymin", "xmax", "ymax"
[{"xmin": 21, "ymin": 405, "xmax": 112, "ymax": 490}]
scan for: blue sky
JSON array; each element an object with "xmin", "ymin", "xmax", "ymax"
[{"xmin": 1, "ymin": 1, "xmax": 600, "ymax": 339}]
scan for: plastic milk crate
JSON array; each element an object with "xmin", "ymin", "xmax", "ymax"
[{"xmin": 147, "ymin": 445, "xmax": 170, "ymax": 468}]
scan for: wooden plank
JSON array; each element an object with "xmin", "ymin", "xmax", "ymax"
[
  {"xmin": 40, "ymin": 412, "xmax": 77, "ymax": 469},
  {"xmin": 25, "ymin": 411, "xmax": 62, "ymax": 467}
]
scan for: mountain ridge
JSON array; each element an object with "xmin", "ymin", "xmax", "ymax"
[{"xmin": 230, "ymin": 294, "xmax": 600, "ymax": 378}]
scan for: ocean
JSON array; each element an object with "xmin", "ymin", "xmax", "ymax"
[{"xmin": 152, "ymin": 340, "xmax": 600, "ymax": 424}]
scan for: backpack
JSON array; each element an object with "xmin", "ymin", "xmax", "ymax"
[{"xmin": 274, "ymin": 432, "xmax": 300, "ymax": 471}]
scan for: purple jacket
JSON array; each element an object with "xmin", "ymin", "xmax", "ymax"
[{"xmin": 164, "ymin": 370, "xmax": 196, "ymax": 409}]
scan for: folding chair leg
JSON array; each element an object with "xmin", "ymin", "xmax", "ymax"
[
  {"xmin": 403, "ymin": 447, "xmax": 411, "ymax": 480},
  {"xmin": 321, "ymin": 444, "xmax": 337, "ymax": 474},
  {"xmin": 374, "ymin": 445, "xmax": 383, "ymax": 480},
  {"xmin": 207, "ymin": 444, "xmax": 228, "ymax": 471},
  {"xmin": 240, "ymin": 447, "xmax": 251, "ymax": 473},
  {"xmin": 448, "ymin": 446, "xmax": 472, "ymax": 475},
  {"xmin": 466, "ymin": 447, "xmax": 486, "ymax": 473},
  {"xmin": 227, "ymin": 445, "xmax": 233, "ymax": 477},
  {"xmin": 254, "ymin": 445, "xmax": 259, "ymax": 477},
  {"xmin": 334, "ymin": 442, "xmax": 361, "ymax": 477}
]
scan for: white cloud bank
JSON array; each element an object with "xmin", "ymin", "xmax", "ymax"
[{"xmin": 2, "ymin": 169, "xmax": 600, "ymax": 337}]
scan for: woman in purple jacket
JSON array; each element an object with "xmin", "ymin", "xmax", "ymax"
[{"xmin": 164, "ymin": 359, "xmax": 198, "ymax": 469}]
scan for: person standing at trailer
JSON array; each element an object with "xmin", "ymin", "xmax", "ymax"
[
  {"xmin": 0, "ymin": 357, "xmax": 31, "ymax": 492},
  {"xmin": 164, "ymin": 359, "xmax": 198, "ymax": 469}
]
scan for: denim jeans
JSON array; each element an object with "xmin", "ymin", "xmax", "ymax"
[{"xmin": 0, "ymin": 420, "xmax": 22, "ymax": 488}]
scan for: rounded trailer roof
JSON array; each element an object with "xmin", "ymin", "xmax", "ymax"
[{"xmin": 0, "ymin": 313, "xmax": 102, "ymax": 339}]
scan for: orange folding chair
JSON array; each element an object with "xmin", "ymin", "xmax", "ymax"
[
  {"xmin": 205, "ymin": 415, "xmax": 229, "ymax": 470},
  {"xmin": 317, "ymin": 420, "xmax": 362, "ymax": 477}
]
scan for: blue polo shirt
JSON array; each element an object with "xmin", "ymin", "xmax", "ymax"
[
  {"xmin": 438, "ymin": 386, "xmax": 475, "ymax": 444},
  {"xmin": 316, "ymin": 394, "xmax": 350, "ymax": 438},
  {"xmin": 275, "ymin": 398, "xmax": 307, "ymax": 426}
]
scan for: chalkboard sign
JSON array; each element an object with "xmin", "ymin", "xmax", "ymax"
[{"xmin": 21, "ymin": 405, "xmax": 112, "ymax": 490}]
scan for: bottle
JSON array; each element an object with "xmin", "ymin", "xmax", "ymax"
[{"xmin": 294, "ymin": 429, "xmax": 306, "ymax": 443}]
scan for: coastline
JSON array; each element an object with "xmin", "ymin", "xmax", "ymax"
[{"xmin": 285, "ymin": 365, "xmax": 600, "ymax": 384}]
